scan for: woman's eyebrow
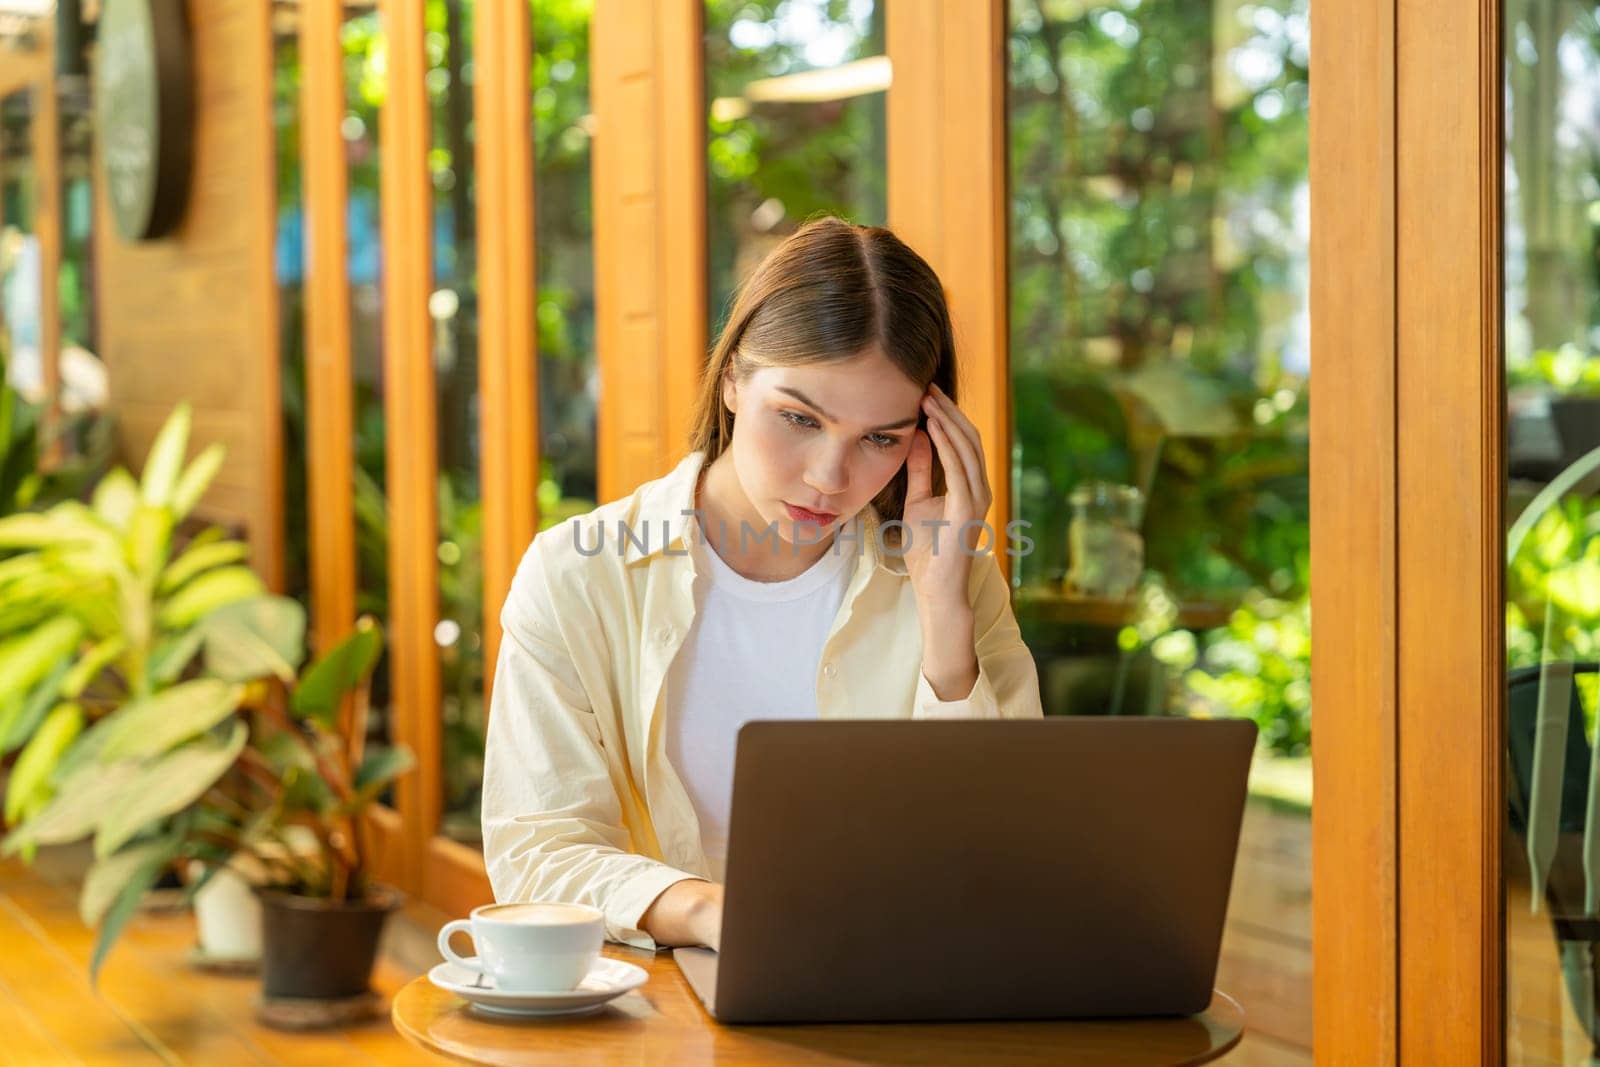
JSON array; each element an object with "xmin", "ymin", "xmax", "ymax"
[{"xmin": 773, "ymin": 386, "xmax": 920, "ymax": 432}]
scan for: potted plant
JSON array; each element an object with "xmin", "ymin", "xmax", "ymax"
[
  {"xmin": 0, "ymin": 602, "xmax": 412, "ymax": 1002},
  {"xmin": 217, "ymin": 611, "xmax": 413, "ymax": 1008}
]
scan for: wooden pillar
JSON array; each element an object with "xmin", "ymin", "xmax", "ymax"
[
  {"xmin": 886, "ymin": 0, "xmax": 1011, "ymax": 583},
  {"xmin": 377, "ymin": 0, "xmax": 441, "ymax": 886},
  {"xmin": 590, "ymin": 0, "xmax": 706, "ymax": 502},
  {"xmin": 299, "ymin": 0, "xmax": 356, "ymax": 653},
  {"xmin": 474, "ymin": 0, "xmax": 537, "ymax": 718},
  {"xmin": 1394, "ymin": 0, "xmax": 1504, "ymax": 1058}
]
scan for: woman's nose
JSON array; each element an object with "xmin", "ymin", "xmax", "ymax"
[{"xmin": 804, "ymin": 446, "xmax": 850, "ymax": 497}]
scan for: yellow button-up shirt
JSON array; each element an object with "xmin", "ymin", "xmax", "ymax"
[{"xmin": 482, "ymin": 449, "xmax": 1044, "ymax": 948}]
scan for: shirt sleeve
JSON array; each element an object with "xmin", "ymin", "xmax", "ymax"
[
  {"xmin": 481, "ymin": 538, "xmax": 704, "ymax": 949},
  {"xmin": 912, "ymin": 550, "xmax": 1044, "ymax": 720}
]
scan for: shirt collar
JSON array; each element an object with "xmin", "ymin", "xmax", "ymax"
[{"xmin": 623, "ymin": 450, "xmax": 903, "ymax": 575}]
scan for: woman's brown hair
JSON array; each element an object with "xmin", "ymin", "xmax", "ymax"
[{"xmin": 686, "ymin": 216, "xmax": 955, "ymax": 543}]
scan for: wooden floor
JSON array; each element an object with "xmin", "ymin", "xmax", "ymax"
[
  {"xmin": 0, "ymin": 844, "xmax": 447, "ymax": 1065},
  {"xmin": 1211, "ymin": 802, "xmax": 1313, "ymax": 1065},
  {"xmin": 0, "ymin": 804, "xmax": 1315, "ymax": 1065}
]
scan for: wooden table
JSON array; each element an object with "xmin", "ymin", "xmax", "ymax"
[{"xmin": 391, "ymin": 947, "xmax": 1245, "ymax": 1065}]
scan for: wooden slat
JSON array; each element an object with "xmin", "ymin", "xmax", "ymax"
[
  {"xmin": 250, "ymin": 0, "xmax": 287, "ymax": 595},
  {"xmin": 33, "ymin": 49, "xmax": 62, "ymax": 452},
  {"xmin": 474, "ymin": 0, "xmax": 537, "ymax": 719},
  {"xmin": 1395, "ymin": 0, "xmax": 1504, "ymax": 1059},
  {"xmin": 301, "ymin": 0, "xmax": 358, "ymax": 654},
  {"xmin": 1308, "ymin": 0, "xmax": 1398, "ymax": 1061},
  {"xmin": 592, "ymin": 0, "xmax": 706, "ymax": 502},
  {"xmin": 886, "ymin": 0, "xmax": 1011, "ymax": 585},
  {"xmin": 658, "ymin": 1, "xmax": 708, "ymax": 462},
  {"xmin": 378, "ymin": 0, "xmax": 441, "ymax": 888}
]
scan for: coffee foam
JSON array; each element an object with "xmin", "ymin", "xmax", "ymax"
[{"xmin": 483, "ymin": 902, "xmax": 597, "ymax": 926}]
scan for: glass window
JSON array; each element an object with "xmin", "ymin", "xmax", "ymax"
[
  {"xmin": 1, "ymin": 89, "xmax": 38, "ymax": 400},
  {"xmin": 428, "ymin": 0, "xmax": 486, "ymax": 844},
  {"xmin": 343, "ymin": 5, "xmax": 396, "ymax": 763},
  {"xmin": 704, "ymin": 0, "xmax": 888, "ymax": 332},
  {"xmin": 273, "ymin": 8, "xmax": 310, "ymax": 610},
  {"xmin": 535, "ymin": 0, "xmax": 598, "ymax": 532},
  {"xmin": 1502, "ymin": 3, "xmax": 1600, "ymax": 1059},
  {"xmin": 1008, "ymin": 0, "xmax": 1310, "ymax": 1054},
  {"xmin": 56, "ymin": 78, "xmax": 103, "ymax": 450}
]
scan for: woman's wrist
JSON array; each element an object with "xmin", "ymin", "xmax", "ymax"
[
  {"xmin": 919, "ymin": 605, "xmax": 978, "ymax": 701},
  {"xmin": 639, "ymin": 878, "xmax": 724, "ymax": 950}
]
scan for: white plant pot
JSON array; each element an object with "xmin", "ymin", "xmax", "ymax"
[{"xmin": 191, "ymin": 863, "xmax": 262, "ymax": 962}]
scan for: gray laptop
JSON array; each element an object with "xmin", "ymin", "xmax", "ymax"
[{"xmin": 675, "ymin": 717, "xmax": 1256, "ymax": 1024}]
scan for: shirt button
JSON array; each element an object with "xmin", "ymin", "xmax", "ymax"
[
  {"xmin": 821, "ymin": 661, "xmax": 837, "ymax": 679},
  {"xmin": 656, "ymin": 626, "xmax": 675, "ymax": 646}
]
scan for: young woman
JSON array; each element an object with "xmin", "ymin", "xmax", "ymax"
[{"xmin": 482, "ymin": 217, "xmax": 1043, "ymax": 953}]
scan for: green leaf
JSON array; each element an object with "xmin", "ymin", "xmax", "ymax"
[
  {"xmin": 90, "ymin": 467, "xmax": 139, "ymax": 531},
  {"xmin": 199, "ymin": 595, "xmax": 306, "ymax": 683},
  {"xmin": 95, "ymin": 721, "xmax": 248, "ymax": 857},
  {"xmin": 4, "ymin": 702, "xmax": 84, "ymax": 822},
  {"xmin": 291, "ymin": 617, "xmax": 384, "ymax": 728},
  {"xmin": 96, "ymin": 678, "xmax": 242, "ymax": 763},
  {"xmin": 88, "ymin": 845, "xmax": 170, "ymax": 985},
  {"xmin": 156, "ymin": 566, "xmax": 266, "ymax": 631},
  {"xmin": 0, "ymin": 616, "xmax": 84, "ymax": 710},
  {"xmin": 171, "ymin": 442, "xmax": 226, "ymax": 520},
  {"xmin": 148, "ymin": 628, "xmax": 205, "ymax": 685},
  {"xmin": 0, "ymin": 657, "xmax": 71, "ymax": 754},
  {"xmin": 258, "ymin": 730, "xmax": 335, "ymax": 814},
  {"xmin": 1, "ymin": 759, "xmax": 142, "ymax": 853},
  {"xmin": 81, "ymin": 836, "xmax": 179, "ymax": 928},
  {"xmin": 125, "ymin": 503, "xmax": 175, "ymax": 583},
  {"xmin": 139, "ymin": 403, "xmax": 191, "ymax": 508},
  {"xmin": 158, "ymin": 539, "xmax": 249, "ymax": 596},
  {"xmin": 349, "ymin": 744, "xmax": 415, "ymax": 811},
  {"xmin": 59, "ymin": 636, "xmax": 127, "ymax": 699},
  {"xmin": 0, "ymin": 512, "xmax": 107, "ymax": 551}
]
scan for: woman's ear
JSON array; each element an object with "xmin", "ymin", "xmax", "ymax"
[{"xmin": 721, "ymin": 368, "xmax": 738, "ymax": 415}]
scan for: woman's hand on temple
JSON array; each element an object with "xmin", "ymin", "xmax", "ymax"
[
  {"xmin": 902, "ymin": 383, "xmax": 987, "ymax": 701},
  {"xmin": 902, "ymin": 382, "xmax": 993, "ymax": 609}
]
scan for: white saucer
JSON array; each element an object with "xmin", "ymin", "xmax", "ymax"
[{"xmin": 428, "ymin": 958, "xmax": 648, "ymax": 1017}]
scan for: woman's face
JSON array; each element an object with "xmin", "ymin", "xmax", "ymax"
[{"xmin": 722, "ymin": 347, "xmax": 927, "ymax": 544}]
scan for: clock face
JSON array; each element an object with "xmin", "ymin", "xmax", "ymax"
[{"xmin": 95, "ymin": 0, "xmax": 192, "ymax": 241}]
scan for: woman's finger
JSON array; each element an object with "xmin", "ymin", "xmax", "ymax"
[
  {"xmin": 924, "ymin": 412, "xmax": 972, "ymax": 520},
  {"xmin": 904, "ymin": 428, "xmax": 933, "ymax": 504},
  {"xmin": 929, "ymin": 386, "xmax": 991, "ymax": 505},
  {"xmin": 926, "ymin": 405, "xmax": 981, "ymax": 521}
]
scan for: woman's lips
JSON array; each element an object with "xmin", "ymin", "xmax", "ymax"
[{"xmin": 783, "ymin": 502, "xmax": 838, "ymax": 525}]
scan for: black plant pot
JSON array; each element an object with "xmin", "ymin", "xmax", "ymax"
[
  {"xmin": 256, "ymin": 885, "xmax": 400, "ymax": 1000},
  {"xmin": 1550, "ymin": 396, "xmax": 1600, "ymax": 463}
]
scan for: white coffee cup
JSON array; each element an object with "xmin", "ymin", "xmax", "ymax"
[{"xmin": 437, "ymin": 902, "xmax": 605, "ymax": 993}]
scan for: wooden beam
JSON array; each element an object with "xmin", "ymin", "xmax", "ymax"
[
  {"xmin": 300, "ymin": 0, "xmax": 357, "ymax": 653},
  {"xmin": 474, "ymin": 0, "xmax": 537, "ymax": 720},
  {"xmin": 886, "ymin": 0, "xmax": 1011, "ymax": 584},
  {"xmin": 1309, "ymin": 0, "xmax": 1398, "ymax": 1061},
  {"xmin": 1394, "ymin": 0, "xmax": 1504, "ymax": 1058},
  {"xmin": 591, "ymin": 0, "xmax": 706, "ymax": 502},
  {"xmin": 378, "ymin": 0, "xmax": 441, "ymax": 885},
  {"xmin": 33, "ymin": 59, "xmax": 62, "ymax": 453}
]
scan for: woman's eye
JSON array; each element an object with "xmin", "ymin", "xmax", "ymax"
[
  {"xmin": 866, "ymin": 434, "xmax": 898, "ymax": 450},
  {"xmin": 779, "ymin": 410, "xmax": 819, "ymax": 430},
  {"xmin": 780, "ymin": 410, "xmax": 897, "ymax": 450}
]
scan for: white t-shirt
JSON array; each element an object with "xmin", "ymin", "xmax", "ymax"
[{"xmin": 661, "ymin": 518, "xmax": 858, "ymax": 883}]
